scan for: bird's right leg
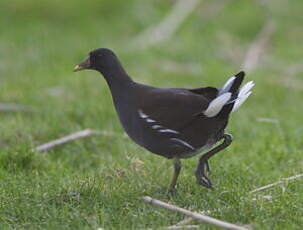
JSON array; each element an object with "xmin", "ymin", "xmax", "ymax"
[
  {"xmin": 205, "ymin": 160, "xmax": 211, "ymax": 173},
  {"xmin": 195, "ymin": 133, "xmax": 233, "ymax": 189}
]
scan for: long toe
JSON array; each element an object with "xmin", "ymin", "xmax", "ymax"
[
  {"xmin": 197, "ymin": 174, "xmax": 213, "ymax": 189},
  {"xmin": 166, "ymin": 187, "xmax": 177, "ymax": 196},
  {"xmin": 195, "ymin": 160, "xmax": 213, "ymax": 188}
]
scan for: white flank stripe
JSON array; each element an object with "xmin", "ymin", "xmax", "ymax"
[
  {"xmin": 138, "ymin": 110, "xmax": 148, "ymax": 118},
  {"xmin": 170, "ymin": 138, "xmax": 195, "ymax": 150},
  {"xmin": 158, "ymin": 129, "xmax": 179, "ymax": 134},
  {"xmin": 204, "ymin": 92, "xmax": 231, "ymax": 117},
  {"xmin": 152, "ymin": 125, "xmax": 163, "ymax": 129},
  {"xmin": 219, "ymin": 76, "xmax": 235, "ymax": 95},
  {"xmin": 146, "ymin": 118, "xmax": 155, "ymax": 123}
]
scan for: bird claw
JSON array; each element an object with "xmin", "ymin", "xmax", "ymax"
[
  {"xmin": 196, "ymin": 160, "xmax": 214, "ymax": 189},
  {"xmin": 166, "ymin": 187, "xmax": 177, "ymax": 196},
  {"xmin": 197, "ymin": 174, "xmax": 213, "ymax": 189}
]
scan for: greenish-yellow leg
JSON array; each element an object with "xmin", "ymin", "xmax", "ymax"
[{"xmin": 168, "ymin": 158, "xmax": 181, "ymax": 193}]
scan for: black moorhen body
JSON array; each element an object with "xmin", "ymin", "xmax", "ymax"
[{"xmin": 74, "ymin": 48, "xmax": 254, "ymax": 192}]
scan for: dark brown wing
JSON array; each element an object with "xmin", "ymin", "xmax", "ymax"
[
  {"xmin": 188, "ymin": 87, "xmax": 218, "ymax": 100},
  {"xmin": 134, "ymin": 85, "xmax": 226, "ymax": 157},
  {"xmin": 137, "ymin": 87, "xmax": 210, "ymax": 131}
]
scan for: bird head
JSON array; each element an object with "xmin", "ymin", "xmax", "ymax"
[{"xmin": 74, "ymin": 48, "xmax": 118, "ymax": 73}]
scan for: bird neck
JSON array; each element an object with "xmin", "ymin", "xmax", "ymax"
[
  {"xmin": 99, "ymin": 65, "xmax": 133, "ymax": 93},
  {"xmin": 98, "ymin": 66, "xmax": 135, "ymax": 123},
  {"xmin": 98, "ymin": 68, "xmax": 134, "ymax": 113}
]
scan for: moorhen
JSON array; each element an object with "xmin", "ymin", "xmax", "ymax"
[{"xmin": 74, "ymin": 48, "xmax": 254, "ymax": 192}]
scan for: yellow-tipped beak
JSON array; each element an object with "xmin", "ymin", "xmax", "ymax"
[
  {"xmin": 73, "ymin": 57, "xmax": 91, "ymax": 72},
  {"xmin": 73, "ymin": 65, "xmax": 84, "ymax": 72}
]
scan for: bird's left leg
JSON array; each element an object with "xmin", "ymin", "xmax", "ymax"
[
  {"xmin": 195, "ymin": 133, "xmax": 233, "ymax": 189},
  {"xmin": 167, "ymin": 157, "xmax": 181, "ymax": 194}
]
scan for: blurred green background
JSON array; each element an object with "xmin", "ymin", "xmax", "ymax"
[{"xmin": 0, "ymin": 0, "xmax": 302, "ymax": 229}]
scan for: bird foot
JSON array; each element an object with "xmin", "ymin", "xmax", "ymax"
[
  {"xmin": 197, "ymin": 174, "xmax": 213, "ymax": 189},
  {"xmin": 195, "ymin": 160, "xmax": 214, "ymax": 189},
  {"xmin": 166, "ymin": 187, "xmax": 177, "ymax": 196}
]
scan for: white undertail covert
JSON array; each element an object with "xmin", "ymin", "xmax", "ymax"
[{"xmin": 204, "ymin": 75, "xmax": 255, "ymax": 117}]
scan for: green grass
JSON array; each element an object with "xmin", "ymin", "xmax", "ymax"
[{"xmin": 1, "ymin": 0, "xmax": 303, "ymax": 229}]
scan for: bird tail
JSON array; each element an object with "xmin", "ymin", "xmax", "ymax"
[{"xmin": 203, "ymin": 71, "xmax": 254, "ymax": 118}]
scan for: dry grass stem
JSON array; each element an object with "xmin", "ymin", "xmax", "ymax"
[
  {"xmin": 35, "ymin": 129, "xmax": 101, "ymax": 152},
  {"xmin": 142, "ymin": 196, "xmax": 249, "ymax": 230},
  {"xmin": 163, "ymin": 225, "xmax": 199, "ymax": 229},
  {"xmin": 256, "ymin": 117, "xmax": 284, "ymax": 138},
  {"xmin": 0, "ymin": 103, "xmax": 33, "ymax": 112},
  {"xmin": 241, "ymin": 20, "xmax": 275, "ymax": 72},
  {"xmin": 132, "ymin": 0, "xmax": 199, "ymax": 49},
  {"xmin": 250, "ymin": 173, "xmax": 303, "ymax": 193}
]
